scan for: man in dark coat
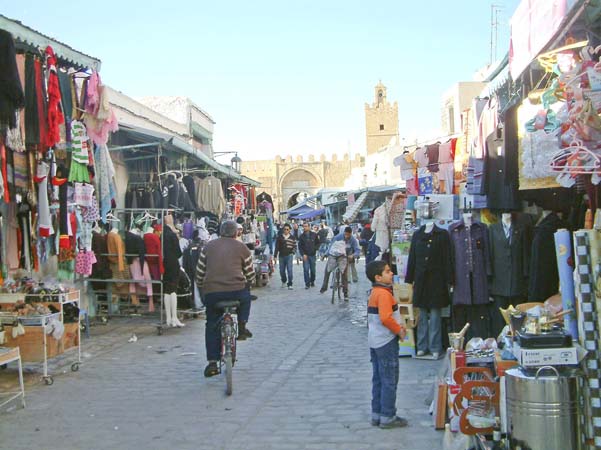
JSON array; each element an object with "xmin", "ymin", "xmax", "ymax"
[
  {"xmin": 298, "ymin": 222, "xmax": 320, "ymax": 289},
  {"xmin": 405, "ymin": 224, "xmax": 452, "ymax": 358}
]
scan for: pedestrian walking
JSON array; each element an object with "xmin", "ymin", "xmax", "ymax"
[
  {"xmin": 274, "ymin": 223, "xmax": 296, "ymax": 289},
  {"xmin": 298, "ymin": 222, "xmax": 320, "ymax": 289},
  {"xmin": 366, "ymin": 260, "xmax": 408, "ymax": 429}
]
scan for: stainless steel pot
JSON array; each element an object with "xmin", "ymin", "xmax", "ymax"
[{"xmin": 505, "ymin": 366, "xmax": 581, "ymax": 450}]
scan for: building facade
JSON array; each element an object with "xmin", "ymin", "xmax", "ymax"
[
  {"xmin": 364, "ymin": 81, "xmax": 399, "ymax": 155},
  {"xmin": 240, "ymin": 154, "xmax": 364, "ymax": 215}
]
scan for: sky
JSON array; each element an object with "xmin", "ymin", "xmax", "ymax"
[{"xmin": 2, "ymin": 0, "xmax": 521, "ymax": 162}]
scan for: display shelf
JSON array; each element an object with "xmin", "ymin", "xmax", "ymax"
[{"xmin": 0, "ymin": 347, "xmax": 26, "ymax": 410}]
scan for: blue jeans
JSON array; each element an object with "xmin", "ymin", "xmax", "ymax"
[
  {"xmin": 302, "ymin": 255, "xmax": 316, "ymax": 286},
  {"xmin": 279, "ymin": 255, "xmax": 293, "ymax": 286},
  {"xmin": 203, "ymin": 289, "xmax": 251, "ymax": 361},
  {"xmin": 417, "ymin": 307, "xmax": 442, "ymax": 354},
  {"xmin": 370, "ymin": 338, "xmax": 399, "ymax": 420}
]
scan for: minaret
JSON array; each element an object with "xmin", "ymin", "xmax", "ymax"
[{"xmin": 364, "ymin": 81, "xmax": 399, "ymax": 155}]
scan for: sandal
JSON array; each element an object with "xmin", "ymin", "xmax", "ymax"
[{"xmin": 204, "ymin": 363, "xmax": 219, "ymax": 377}]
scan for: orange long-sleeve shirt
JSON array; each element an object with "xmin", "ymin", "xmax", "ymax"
[{"xmin": 367, "ymin": 286, "xmax": 402, "ymax": 349}]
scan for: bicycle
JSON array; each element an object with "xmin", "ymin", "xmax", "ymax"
[
  {"xmin": 215, "ymin": 300, "xmax": 239, "ymax": 396},
  {"xmin": 331, "ymin": 266, "xmax": 343, "ymax": 304}
]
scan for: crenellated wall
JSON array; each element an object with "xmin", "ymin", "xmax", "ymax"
[{"xmin": 241, "ymin": 153, "xmax": 364, "ymax": 214}]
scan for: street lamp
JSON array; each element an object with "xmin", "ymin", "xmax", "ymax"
[{"xmin": 214, "ymin": 151, "xmax": 242, "ymax": 172}]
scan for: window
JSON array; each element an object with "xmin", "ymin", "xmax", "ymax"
[
  {"xmin": 448, "ymin": 106, "xmax": 455, "ymax": 134},
  {"xmin": 379, "ymin": 124, "xmax": 384, "ymax": 131}
]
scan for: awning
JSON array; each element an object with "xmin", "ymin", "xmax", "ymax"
[
  {"xmin": 295, "ymin": 208, "xmax": 325, "ymax": 220},
  {"xmin": 112, "ymin": 125, "xmax": 260, "ymax": 186},
  {"xmin": 342, "ymin": 191, "xmax": 368, "ymax": 222},
  {"xmin": 1, "ymin": 14, "xmax": 101, "ymax": 71},
  {"xmin": 286, "ymin": 204, "xmax": 315, "ymax": 217}
]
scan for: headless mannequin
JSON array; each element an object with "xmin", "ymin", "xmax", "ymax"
[
  {"xmin": 163, "ymin": 214, "xmax": 184, "ymax": 328},
  {"xmin": 502, "ymin": 213, "xmax": 512, "ymax": 227}
]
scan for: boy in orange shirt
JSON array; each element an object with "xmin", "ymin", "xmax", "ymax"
[{"xmin": 366, "ymin": 260, "xmax": 408, "ymax": 428}]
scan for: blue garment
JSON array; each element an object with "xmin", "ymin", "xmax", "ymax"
[
  {"xmin": 203, "ymin": 288, "xmax": 251, "ymax": 361},
  {"xmin": 416, "ymin": 307, "xmax": 442, "ymax": 354},
  {"xmin": 330, "ymin": 233, "xmax": 361, "ymax": 258},
  {"xmin": 366, "ymin": 238, "xmax": 381, "ymax": 264},
  {"xmin": 279, "ymin": 254, "xmax": 294, "ymax": 286},
  {"xmin": 370, "ymin": 337, "xmax": 399, "ymax": 420},
  {"xmin": 302, "ymin": 255, "xmax": 317, "ymax": 286}
]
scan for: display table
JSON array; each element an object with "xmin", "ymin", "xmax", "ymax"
[
  {"xmin": 0, "ymin": 347, "xmax": 26, "ymax": 410},
  {"xmin": 0, "ymin": 290, "xmax": 82, "ymax": 385}
]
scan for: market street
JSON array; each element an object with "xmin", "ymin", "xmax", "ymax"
[{"xmin": 0, "ymin": 259, "xmax": 442, "ymax": 450}]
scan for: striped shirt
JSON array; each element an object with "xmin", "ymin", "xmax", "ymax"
[
  {"xmin": 195, "ymin": 237, "xmax": 255, "ymax": 294},
  {"xmin": 367, "ymin": 286, "xmax": 402, "ymax": 349}
]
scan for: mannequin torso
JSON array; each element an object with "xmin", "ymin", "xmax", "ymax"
[
  {"xmin": 463, "ymin": 213, "xmax": 473, "ymax": 227},
  {"xmin": 424, "ymin": 222, "xmax": 434, "ymax": 233}
]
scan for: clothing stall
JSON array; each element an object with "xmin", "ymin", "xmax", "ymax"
[{"xmin": 0, "ymin": 22, "xmax": 110, "ymax": 386}]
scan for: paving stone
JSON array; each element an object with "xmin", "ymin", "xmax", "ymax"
[{"xmin": 0, "ymin": 259, "xmax": 442, "ymax": 449}]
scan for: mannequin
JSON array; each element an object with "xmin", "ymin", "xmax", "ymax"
[
  {"xmin": 489, "ymin": 212, "xmax": 529, "ymax": 336},
  {"xmin": 405, "ymin": 223, "xmax": 452, "ymax": 358},
  {"xmin": 449, "ymin": 215, "xmax": 491, "ymax": 340},
  {"xmin": 162, "ymin": 215, "xmax": 184, "ymax": 327},
  {"xmin": 463, "ymin": 212, "xmax": 473, "ymax": 227}
]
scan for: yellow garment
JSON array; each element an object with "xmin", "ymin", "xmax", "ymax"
[{"xmin": 107, "ymin": 230, "xmax": 125, "ymax": 272}]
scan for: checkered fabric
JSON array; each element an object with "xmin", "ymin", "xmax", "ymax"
[{"xmin": 574, "ymin": 231, "xmax": 601, "ymax": 448}]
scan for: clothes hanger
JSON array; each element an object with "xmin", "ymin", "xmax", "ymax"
[
  {"xmin": 106, "ymin": 212, "xmax": 120, "ymax": 222},
  {"xmin": 550, "ymin": 140, "xmax": 601, "ymax": 174}
]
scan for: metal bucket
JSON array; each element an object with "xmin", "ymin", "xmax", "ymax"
[{"xmin": 505, "ymin": 366, "xmax": 581, "ymax": 450}]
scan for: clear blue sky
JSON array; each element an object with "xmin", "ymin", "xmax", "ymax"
[{"xmin": 3, "ymin": 0, "xmax": 521, "ymax": 161}]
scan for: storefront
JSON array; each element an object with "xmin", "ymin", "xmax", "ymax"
[{"xmin": 374, "ymin": 1, "xmax": 601, "ymax": 448}]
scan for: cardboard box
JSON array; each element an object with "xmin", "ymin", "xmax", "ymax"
[
  {"xmin": 494, "ymin": 350, "xmax": 519, "ymax": 376},
  {"xmin": 513, "ymin": 343, "xmax": 578, "ymax": 367}
]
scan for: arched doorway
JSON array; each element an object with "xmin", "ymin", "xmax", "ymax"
[{"xmin": 279, "ymin": 169, "xmax": 321, "ymax": 210}]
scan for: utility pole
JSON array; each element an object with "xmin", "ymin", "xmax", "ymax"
[{"xmin": 490, "ymin": 3, "xmax": 503, "ymax": 65}]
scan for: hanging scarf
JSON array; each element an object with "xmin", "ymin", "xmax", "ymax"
[{"xmin": 44, "ymin": 46, "xmax": 64, "ymax": 150}]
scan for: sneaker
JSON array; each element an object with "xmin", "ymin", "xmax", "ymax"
[
  {"xmin": 319, "ymin": 288, "xmax": 326, "ymax": 294},
  {"xmin": 432, "ymin": 352, "xmax": 440, "ymax": 360},
  {"xmin": 371, "ymin": 419, "xmax": 380, "ymax": 426},
  {"xmin": 416, "ymin": 350, "xmax": 426, "ymax": 357},
  {"xmin": 379, "ymin": 416, "xmax": 408, "ymax": 429},
  {"xmin": 344, "ymin": 296, "xmax": 349, "ymax": 302},
  {"xmin": 288, "ymin": 285, "xmax": 293, "ymax": 290},
  {"xmin": 281, "ymin": 282, "xmax": 286, "ymax": 288},
  {"xmin": 305, "ymin": 285, "xmax": 310, "ymax": 289},
  {"xmin": 203, "ymin": 362, "xmax": 219, "ymax": 378},
  {"xmin": 242, "ymin": 328, "xmax": 253, "ymax": 338},
  {"xmin": 236, "ymin": 332, "xmax": 248, "ymax": 341},
  {"xmin": 310, "ymin": 282, "xmax": 315, "ymax": 287}
]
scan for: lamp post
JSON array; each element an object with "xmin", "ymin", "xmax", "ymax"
[{"xmin": 214, "ymin": 151, "xmax": 242, "ymax": 172}]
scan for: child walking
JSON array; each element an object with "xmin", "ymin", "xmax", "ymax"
[{"xmin": 366, "ymin": 260, "xmax": 408, "ymax": 428}]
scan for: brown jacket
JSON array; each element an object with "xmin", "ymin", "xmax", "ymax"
[{"xmin": 195, "ymin": 237, "xmax": 255, "ymax": 294}]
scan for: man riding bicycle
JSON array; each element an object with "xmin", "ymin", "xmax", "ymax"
[
  {"xmin": 319, "ymin": 226, "xmax": 361, "ymax": 301},
  {"xmin": 196, "ymin": 220, "xmax": 256, "ymax": 378}
]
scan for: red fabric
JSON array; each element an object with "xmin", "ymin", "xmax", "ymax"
[
  {"xmin": 144, "ymin": 232, "xmax": 164, "ymax": 275},
  {"xmin": 450, "ymin": 137, "xmax": 457, "ymax": 160},
  {"xmin": 34, "ymin": 59, "xmax": 48, "ymax": 151},
  {"xmin": 0, "ymin": 137, "xmax": 9, "ymax": 202},
  {"xmin": 51, "ymin": 176, "xmax": 67, "ymax": 186},
  {"xmin": 44, "ymin": 46, "xmax": 64, "ymax": 149}
]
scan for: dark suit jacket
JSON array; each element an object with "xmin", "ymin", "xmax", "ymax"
[{"xmin": 488, "ymin": 222, "xmax": 529, "ymax": 297}]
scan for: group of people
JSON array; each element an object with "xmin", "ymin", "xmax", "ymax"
[
  {"xmin": 273, "ymin": 222, "xmax": 361, "ymax": 301},
  {"xmin": 187, "ymin": 217, "xmax": 407, "ymax": 429}
]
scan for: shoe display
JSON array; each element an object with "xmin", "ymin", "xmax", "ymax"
[
  {"xmin": 379, "ymin": 416, "xmax": 408, "ymax": 429},
  {"xmin": 416, "ymin": 350, "xmax": 426, "ymax": 357}
]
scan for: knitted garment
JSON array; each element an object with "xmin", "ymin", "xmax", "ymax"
[
  {"xmin": 0, "ymin": 30, "xmax": 24, "ymax": 129},
  {"xmin": 44, "ymin": 46, "xmax": 64, "ymax": 149}
]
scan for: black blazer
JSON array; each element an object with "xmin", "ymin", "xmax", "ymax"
[
  {"xmin": 488, "ymin": 222, "xmax": 530, "ymax": 298},
  {"xmin": 405, "ymin": 225, "xmax": 452, "ymax": 309}
]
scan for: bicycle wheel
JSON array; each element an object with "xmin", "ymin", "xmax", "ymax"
[
  {"xmin": 331, "ymin": 270, "xmax": 336, "ymax": 304},
  {"xmin": 337, "ymin": 270, "xmax": 343, "ymax": 301},
  {"xmin": 224, "ymin": 352, "xmax": 233, "ymax": 396}
]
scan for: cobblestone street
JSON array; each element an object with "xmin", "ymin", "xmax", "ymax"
[{"xmin": 0, "ymin": 259, "xmax": 442, "ymax": 450}]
